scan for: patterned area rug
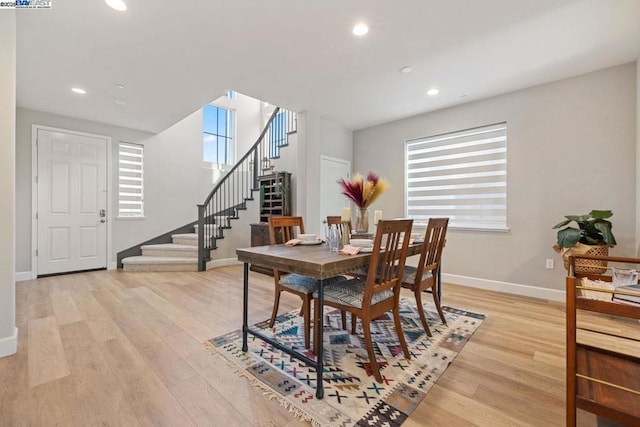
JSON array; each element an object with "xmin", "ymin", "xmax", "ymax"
[{"xmin": 206, "ymin": 298, "xmax": 485, "ymax": 427}]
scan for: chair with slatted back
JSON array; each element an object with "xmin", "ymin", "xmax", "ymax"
[
  {"xmin": 326, "ymin": 216, "xmax": 352, "ymax": 247},
  {"xmin": 268, "ymin": 215, "xmax": 345, "ymax": 349},
  {"xmin": 401, "ymin": 218, "xmax": 449, "ymax": 337},
  {"xmin": 313, "ymin": 219, "xmax": 413, "ymax": 382},
  {"xmin": 326, "ymin": 215, "xmax": 356, "ymax": 331}
]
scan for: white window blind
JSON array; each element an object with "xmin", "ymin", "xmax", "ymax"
[
  {"xmin": 406, "ymin": 123, "xmax": 507, "ymax": 230},
  {"xmin": 118, "ymin": 142, "xmax": 144, "ymax": 217}
]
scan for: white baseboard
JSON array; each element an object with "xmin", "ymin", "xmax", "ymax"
[
  {"xmin": 108, "ymin": 262, "xmax": 117, "ymax": 270},
  {"xmin": 0, "ymin": 327, "xmax": 18, "ymax": 358},
  {"xmin": 15, "ymin": 271, "xmax": 32, "ymax": 282},
  {"xmin": 206, "ymin": 258, "xmax": 243, "ymax": 270},
  {"xmin": 442, "ymin": 273, "xmax": 565, "ymax": 302}
]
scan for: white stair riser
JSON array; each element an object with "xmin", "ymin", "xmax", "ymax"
[
  {"xmin": 172, "ymin": 237, "xmax": 198, "ymax": 246},
  {"xmin": 123, "ymin": 263, "xmax": 198, "ymax": 272},
  {"xmin": 142, "ymin": 248, "xmax": 199, "ymax": 258}
]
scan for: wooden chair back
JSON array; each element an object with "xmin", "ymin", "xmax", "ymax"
[
  {"xmin": 326, "ymin": 215, "xmax": 351, "ymax": 245},
  {"xmin": 413, "ymin": 218, "xmax": 449, "ymax": 287},
  {"xmin": 364, "ymin": 219, "xmax": 413, "ymax": 304},
  {"xmin": 268, "ymin": 216, "xmax": 305, "ymax": 245}
]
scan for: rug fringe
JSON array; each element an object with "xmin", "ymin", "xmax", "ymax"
[{"xmin": 202, "ymin": 339, "xmax": 318, "ymax": 425}]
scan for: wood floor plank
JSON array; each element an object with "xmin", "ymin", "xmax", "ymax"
[
  {"xmin": 50, "ymin": 290, "xmax": 84, "ymax": 325},
  {"xmin": 27, "ymin": 316, "xmax": 71, "ymax": 387},
  {"xmin": 58, "ymin": 320, "xmax": 140, "ymax": 426}
]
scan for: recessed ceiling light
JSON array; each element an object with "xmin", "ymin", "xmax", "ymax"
[
  {"xmin": 105, "ymin": 0, "xmax": 127, "ymax": 11},
  {"xmin": 71, "ymin": 87, "xmax": 87, "ymax": 95},
  {"xmin": 400, "ymin": 66, "xmax": 412, "ymax": 74},
  {"xmin": 115, "ymin": 84, "xmax": 126, "ymax": 89},
  {"xmin": 427, "ymin": 88, "xmax": 440, "ymax": 96},
  {"xmin": 352, "ymin": 23, "xmax": 369, "ymax": 36}
]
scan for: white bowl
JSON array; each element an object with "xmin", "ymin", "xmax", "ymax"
[
  {"xmin": 298, "ymin": 234, "xmax": 317, "ymax": 241},
  {"xmin": 350, "ymin": 239, "xmax": 374, "ymax": 247}
]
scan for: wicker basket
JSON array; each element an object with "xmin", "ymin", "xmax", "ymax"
[{"xmin": 562, "ymin": 243, "xmax": 609, "ymax": 274}]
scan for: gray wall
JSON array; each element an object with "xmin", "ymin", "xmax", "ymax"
[
  {"xmin": 354, "ymin": 63, "xmax": 637, "ymax": 293},
  {"xmin": 15, "ymin": 108, "xmax": 154, "ymax": 272},
  {"xmin": 0, "ymin": 11, "xmax": 17, "ymax": 356}
]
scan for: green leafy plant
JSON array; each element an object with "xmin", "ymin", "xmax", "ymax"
[{"xmin": 552, "ymin": 210, "xmax": 617, "ymax": 248}]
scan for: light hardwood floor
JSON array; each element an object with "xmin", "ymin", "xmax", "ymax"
[{"xmin": 0, "ymin": 267, "xmax": 600, "ymax": 426}]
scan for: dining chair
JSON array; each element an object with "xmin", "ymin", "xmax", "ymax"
[
  {"xmin": 326, "ymin": 215, "xmax": 352, "ymax": 246},
  {"xmin": 326, "ymin": 215, "xmax": 356, "ymax": 330},
  {"xmin": 268, "ymin": 215, "xmax": 345, "ymax": 349},
  {"xmin": 401, "ymin": 217, "xmax": 449, "ymax": 337},
  {"xmin": 313, "ymin": 219, "xmax": 413, "ymax": 383}
]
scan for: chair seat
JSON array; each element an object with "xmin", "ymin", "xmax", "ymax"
[
  {"xmin": 313, "ymin": 278, "xmax": 394, "ymax": 309},
  {"xmin": 280, "ymin": 274, "xmax": 347, "ymax": 294},
  {"xmin": 401, "ymin": 265, "xmax": 433, "ymax": 287}
]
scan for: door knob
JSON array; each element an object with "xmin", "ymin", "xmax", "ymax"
[{"xmin": 100, "ymin": 219, "xmax": 106, "ymax": 223}]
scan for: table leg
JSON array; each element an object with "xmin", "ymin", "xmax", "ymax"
[
  {"xmin": 242, "ymin": 262, "xmax": 249, "ymax": 352},
  {"xmin": 316, "ymin": 278, "xmax": 324, "ymax": 399}
]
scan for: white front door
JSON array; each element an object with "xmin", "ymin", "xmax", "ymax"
[
  {"xmin": 319, "ymin": 155, "xmax": 351, "ymax": 232},
  {"xmin": 36, "ymin": 128, "xmax": 108, "ymax": 275}
]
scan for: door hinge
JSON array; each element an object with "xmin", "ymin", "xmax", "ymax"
[
  {"xmin": 35, "ymin": 212, "xmax": 38, "ymax": 219},
  {"xmin": 35, "ymin": 175, "xmax": 38, "ymax": 183},
  {"xmin": 35, "ymin": 249, "xmax": 38, "ymax": 256}
]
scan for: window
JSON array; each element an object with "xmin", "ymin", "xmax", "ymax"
[
  {"xmin": 118, "ymin": 142, "xmax": 144, "ymax": 217},
  {"xmin": 405, "ymin": 123, "xmax": 507, "ymax": 230},
  {"xmin": 203, "ymin": 104, "xmax": 234, "ymax": 164}
]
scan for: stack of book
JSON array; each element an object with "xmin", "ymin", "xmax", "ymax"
[{"xmin": 613, "ymin": 284, "xmax": 640, "ymax": 305}]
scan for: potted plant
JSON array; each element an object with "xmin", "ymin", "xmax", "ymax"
[{"xmin": 552, "ymin": 209, "xmax": 617, "ymax": 273}]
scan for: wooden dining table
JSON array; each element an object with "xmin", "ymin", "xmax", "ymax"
[{"xmin": 236, "ymin": 242, "xmax": 422, "ymax": 399}]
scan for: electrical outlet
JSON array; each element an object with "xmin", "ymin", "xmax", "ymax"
[{"xmin": 546, "ymin": 259, "xmax": 555, "ymax": 270}]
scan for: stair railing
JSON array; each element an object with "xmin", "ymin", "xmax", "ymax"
[{"xmin": 197, "ymin": 106, "xmax": 295, "ymax": 271}]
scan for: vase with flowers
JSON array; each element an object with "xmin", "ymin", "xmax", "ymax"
[{"xmin": 338, "ymin": 172, "xmax": 389, "ymax": 233}]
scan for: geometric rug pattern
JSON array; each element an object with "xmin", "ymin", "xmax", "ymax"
[{"xmin": 207, "ymin": 297, "xmax": 485, "ymax": 427}]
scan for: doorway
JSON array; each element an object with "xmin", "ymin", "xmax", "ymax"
[
  {"xmin": 34, "ymin": 126, "xmax": 110, "ymax": 276},
  {"xmin": 319, "ymin": 155, "xmax": 351, "ymax": 233}
]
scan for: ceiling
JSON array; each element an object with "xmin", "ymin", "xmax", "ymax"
[{"xmin": 15, "ymin": 0, "xmax": 640, "ymax": 134}]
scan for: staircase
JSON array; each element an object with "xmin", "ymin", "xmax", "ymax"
[
  {"xmin": 121, "ymin": 226, "xmax": 212, "ymax": 271},
  {"xmin": 119, "ymin": 107, "xmax": 295, "ymax": 272}
]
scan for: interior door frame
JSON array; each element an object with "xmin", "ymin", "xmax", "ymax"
[
  {"xmin": 31, "ymin": 124, "xmax": 113, "ymax": 278},
  {"xmin": 319, "ymin": 155, "xmax": 351, "ymax": 233}
]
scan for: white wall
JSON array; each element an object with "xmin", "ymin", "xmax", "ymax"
[
  {"xmin": 0, "ymin": 11, "xmax": 17, "ymax": 357},
  {"xmin": 636, "ymin": 58, "xmax": 640, "ymax": 256},
  {"xmin": 354, "ymin": 63, "xmax": 637, "ymax": 297},
  {"xmin": 296, "ymin": 112, "xmax": 353, "ymax": 235}
]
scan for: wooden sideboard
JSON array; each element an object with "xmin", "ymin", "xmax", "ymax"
[{"xmin": 249, "ymin": 223, "xmax": 273, "ymax": 275}]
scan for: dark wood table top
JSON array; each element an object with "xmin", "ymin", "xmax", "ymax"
[{"xmin": 236, "ymin": 242, "xmax": 421, "ymax": 280}]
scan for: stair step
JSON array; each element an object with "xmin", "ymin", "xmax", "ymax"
[
  {"xmin": 171, "ymin": 233, "xmax": 198, "ymax": 246},
  {"xmin": 122, "ymin": 256, "xmax": 198, "ymax": 272},
  {"xmin": 141, "ymin": 243, "xmax": 199, "ymax": 258}
]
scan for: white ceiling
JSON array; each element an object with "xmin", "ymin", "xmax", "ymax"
[{"xmin": 15, "ymin": 0, "xmax": 640, "ymax": 134}]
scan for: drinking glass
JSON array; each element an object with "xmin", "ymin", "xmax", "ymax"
[{"xmin": 326, "ymin": 224, "xmax": 341, "ymax": 252}]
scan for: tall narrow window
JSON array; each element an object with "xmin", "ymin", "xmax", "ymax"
[
  {"xmin": 118, "ymin": 142, "xmax": 144, "ymax": 217},
  {"xmin": 203, "ymin": 104, "xmax": 234, "ymax": 164},
  {"xmin": 405, "ymin": 123, "xmax": 507, "ymax": 230}
]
